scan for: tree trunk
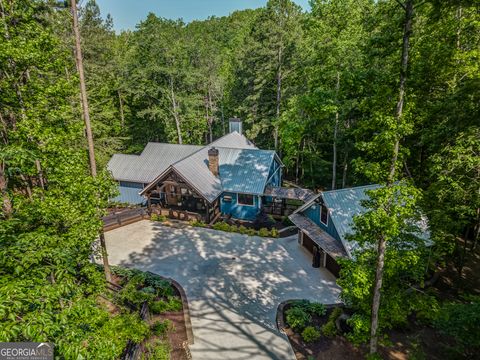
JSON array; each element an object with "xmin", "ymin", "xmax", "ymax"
[
  {"xmin": 71, "ymin": 0, "xmax": 111, "ymax": 282},
  {"xmin": 370, "ymin": 0, "xmax": 413, "ymax": 354},
  {"xmin": 275, "ymin": 46, "xmax": 282, "ymax": 151},
  {"xmin": 387, "ymin": 0, "xmax": 413, "ymax": 184},
  {"xmin": 118, "ymin": 89, "xmax": 125, "ymax": 129},
  {"xmin": 342, "ymin": 151, "xmax": 348, "ymax": 189},
  {"xmin": 169, "ymin": 76, "xmax": 182, "ymax": 144},
  {"xmin": 0, "ymin": 164, "xmax": 12, "ymax": 218},
  {"xmin": 332, "ymin": 71, "xmax": 340, "ymax": 190}
]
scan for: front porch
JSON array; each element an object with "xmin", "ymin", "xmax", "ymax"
[
  {"xmin": 145, "ymin": 173, "xmax": 220, "ymax": 223},
  {"xmin": 262, "ymin": 186, "xmax": 316, "ymax": 218}
]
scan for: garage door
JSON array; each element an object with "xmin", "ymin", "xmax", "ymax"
[{"xmin": 325, "ymin": 254, "xmax": 341, "ymax": 277}]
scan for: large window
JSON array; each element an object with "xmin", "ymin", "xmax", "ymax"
[
  {"xmin": 237, "ymin": 193, "xmax": 254, "ymax": 206},
  {"xmin": 320, "ymin": 204, "xmax": 328, "ymax": 225}
]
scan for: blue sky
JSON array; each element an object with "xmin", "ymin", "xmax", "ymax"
[{"xmin": 94, "ymin": 0, "xmax": 310, "ymax": 32}]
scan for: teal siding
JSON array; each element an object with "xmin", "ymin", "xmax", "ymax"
[
  {"xmin": 266, "ymin": 158, "xmax": 282, "ymax": 187},
  {"xmin": 303, "ymin": 201, "xmax": 340, "ymax": 241},
  {"xmin": 220, "ymin": 192, "xmax": 260, "ymax": 220},
  {"xmin": 112, "ymin": 181, "xmax": 145, "ymax": 205}
]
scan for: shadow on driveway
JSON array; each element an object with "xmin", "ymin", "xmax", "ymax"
[{"xmin": 105, "ymin": 221, "xmax": 341, "ymax": 360}]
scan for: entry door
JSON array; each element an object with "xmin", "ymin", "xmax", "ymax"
[{"xmin": 166, "ymin": 184, "xmax": 178, "ymax": 205}]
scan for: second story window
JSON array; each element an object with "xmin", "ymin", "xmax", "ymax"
[{"xmin": 320, "ymin": 204, "xmax": 328, "ymax": 225}]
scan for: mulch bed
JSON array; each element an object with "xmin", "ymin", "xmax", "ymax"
[
  {"xmin": 282, "ymin": 304, "xmax": 449, "ymax": 360},
  {"xmin": 110, "ymin": 273, "xmax": 190, "ymax": 360}
]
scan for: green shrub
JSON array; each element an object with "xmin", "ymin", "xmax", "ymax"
[
  {"xmin": 270, "ymin": 228, "xmax": 279, "ymax": 238},
  {"xmin": 302, "ymin": 326, "xmax": 321, "ymax": 343},
  {"xmin": 321, "ymin": 307, "xmax": 342, "ymax": 337},
  {"xmin": 151, "ymin": 320, "xmax": 174, "ymax": 336},
  {"xmin": 166, "ymin": 296, "xmax": 182, "ymax": 311},
  {"xmin": 143, "ymin": 339, "xmax": 170, "ymax": 360},
  {"xmin": 346, "ymin": 313, "xmax": 371, "ymax": 345},
  {"xmin": 117, "ymin": 281, "xmax": 155, "ymax": 307},
  {"xmin": 151, "ymin": 214, "xmax": 167, "ymax": 222},
  {"xmin": 213, "ymin": 222, "xmax": 232, "ymax": 232},
  {"xmin": 434, "ymin": 296, "xmax": 480, "ymax": 356},
  {"xmin": 238, "ymin": 225, "xmax": 248, "ymax": 234},
  {"xmin": 150, "ymin": 300, "xmax": 169, "ymax": 314},
  {"xmin": 246, "ymin": 228, "xmax": 257, "ymax": 236},
  {"xmin": 258, "ymin": 227, "xmax": 270, "ymax": 237},
  {"xmin": 190, "ymin": 219, "xmax": 206, "ymax": 227},
  {"xmin": 144, "ymin": 276, "xmax": 174, "ymax": 297},
  {"xmin": 150, "ymin": 297, "xmax": 182, "ymax": 314},
  {"xmin": 286, "ymin": 306, "xmax": 311, "ymax": 331},
  {"xmin": 309, "ymin": 302, "xmax": 327, "ymax": 317}
]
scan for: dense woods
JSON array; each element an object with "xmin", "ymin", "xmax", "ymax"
[{"xmin": 0, "ymin": 0, "xmax": 479, "ymax": 358}]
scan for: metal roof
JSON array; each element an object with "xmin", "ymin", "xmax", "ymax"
[
  {"xmin": 136, "ymin": 132, "xmax": 276, "ymax": 202},
  {"xmin": 210, "ymin": 131, "xmax": 257, "ymax": 149},
  {"xmin": 168, "ymin": 147, "xmax": 275, "ymax": 203},
  {"xmin": 289, "ymin": 213, "xmax": 349, "ymax": 259},
  {"xmin": 107, "ymin": 143, "xmax": 202, "ymax": 183},
  {"xmin": 321, "ymin": 184, "xmax": 381, "ymax": 256}
]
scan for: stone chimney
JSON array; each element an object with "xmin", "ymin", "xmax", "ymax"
[
  {"xmin": 208, "ymin": 147, "xmax": 219, "ymax": 176},
  {"xmin": 229, "ymin": 118, "xmax": 242, "ymax": 134}
]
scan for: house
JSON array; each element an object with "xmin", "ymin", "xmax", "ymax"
[
  {"xmin": 107, "ymin": 119, "xmax": 311, "ymax": 222},
  {"xmin": 289, "ymin": 184, "xmax": 429, "ymax": 277}
]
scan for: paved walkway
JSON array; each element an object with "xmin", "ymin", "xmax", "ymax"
[{"xmin": 104, "ymin": 220, "xmax": 341, "ymax": 360}]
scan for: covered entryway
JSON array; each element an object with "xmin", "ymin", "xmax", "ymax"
[
  {"xmin": 290, "ymin": 213, "xmax": 347, "ymax": 277},
  {"xmin": 144, "ymin": 168, "xmax": 220, "ymax": 223}
]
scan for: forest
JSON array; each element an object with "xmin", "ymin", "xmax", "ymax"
[{"xmin": 0, "ymin": 0, "xmax": 479, "ymax": 358}]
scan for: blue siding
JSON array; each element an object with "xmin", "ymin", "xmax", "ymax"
[
  {"xmin": 302, "ymin": 201, "xmax": 340, "ymax": 241},
  {"xmin": 220, "ymin": 192, "xmax": 260, "ymax": 220},
  {"xmin": 265, "ymin": 158, "xmax": 282, "ymax": 187},
  {"xmin": 111, "ymin": 181, "xmax": 146, "ymax": 205}
]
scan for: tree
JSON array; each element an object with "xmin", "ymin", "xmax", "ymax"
[{"xmin": 71, "ymin": 0, "xmax": 111, "ymax": 282}]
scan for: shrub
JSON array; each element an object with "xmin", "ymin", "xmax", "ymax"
[
  {"xmin": 321, "ymin": 307, "xmax": 343, "ymax": 337},
  {"xmin": 246, "ymin": 228, "xmax": 257, "ymax": 236},
  {"xmin": 346, "ymin": 313, "xmax": 371, "ymax": 345},
  {"xmin": 286, "ymin": 306, "xmax": 311, "ymax": 331},
  {"xmin": 117, "ymin": 281, "xmax": 155, "ymax": 307},
  {"xmin": 149, "ymin": 297, "xmax": 182, "ymax": 314},
  {"xmin": 308, "ymin": 302, "xmax": 327, "ymax": 317},
  {"xmin": 302, "ymin": 326, "xmax": 321, "ymax": 343},
  {"xmin": 238, "ymin": 225, "xmax": 248, "ymax": 234},
  {"xmin": 190, "ymin": 219, "xmax": 206, "ymax": 227},
  {"xmin": 149, "ymin": 300, "xmax": 168, "ymax": 314},
  {"xmin": 151, "ymin": 214, "xmax": 167, "ymax": 222},
  {"xmin": 270, "ymin": 228, "xmax": 279, "ymax": 238},
  {"xmin": 143, "ymin": 339, "xmax": 170, "ymax": 360},
  {"xmin": 144, "ymin": 276, "xmax": 174, "ymax": 297},
  {"xmin": 213, "ymin": 222, "xmax": 232, "ymax": 232},
  {"xmin": 258, "ymin": 227, "xmax": 270, "ymax": 237},
  {"xmin": 166, "ymin": 296, "xmax": 182, "ymax": 312},
  {"xmin": 151, "ymin": 320, "xmax": 174, "ymax": 336},
  {"xmin": 434, "ymin": 296, "xmax": 480, "ymax": 356}
]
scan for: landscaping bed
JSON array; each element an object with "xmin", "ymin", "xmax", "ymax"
[
  {"xmin": 108, "ymin": 267, "xmax": 190, "ymax": 360},
  {"xmin": 280, "ymin": 300, "xmax": 450, "ymax": 360}
]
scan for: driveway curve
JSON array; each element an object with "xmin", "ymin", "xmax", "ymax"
[{"xmin": 104, "ymin": 220, "xmax": 341, "ymax": 360}]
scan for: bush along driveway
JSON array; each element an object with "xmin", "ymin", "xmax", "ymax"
[{"xmin": 104, "ymin": 220, "xmax": 341, "ymax": 360}]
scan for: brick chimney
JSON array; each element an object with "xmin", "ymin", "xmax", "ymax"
[{"xmin": 208, "ymin": 147, "xmax": 219, "ymax": 176}]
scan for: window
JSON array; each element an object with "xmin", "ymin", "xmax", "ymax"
[
  {"xmin": 320, "ymin": 204, "xmax": 328, "ymax": 225},
  {"xmin": 237, "ymin": 193, "xmax": 254, "ymax": 206},
  {"xmin": 223, "ymin": 195, "xmax": 233, "ymax": 202}
]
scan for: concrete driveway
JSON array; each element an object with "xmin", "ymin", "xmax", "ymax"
[{"xmin": 104, "ymin": 220, "xmax": 341, "ymax": 360}]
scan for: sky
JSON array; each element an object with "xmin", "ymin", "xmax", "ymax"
[{"xmin": 94, "ymin": 0, "xmax": 310, "ymax": 32}]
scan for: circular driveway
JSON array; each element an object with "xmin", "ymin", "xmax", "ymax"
[{"xmin": 104, "ymin": 220, "xmax": 341, "ymax": 360}]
